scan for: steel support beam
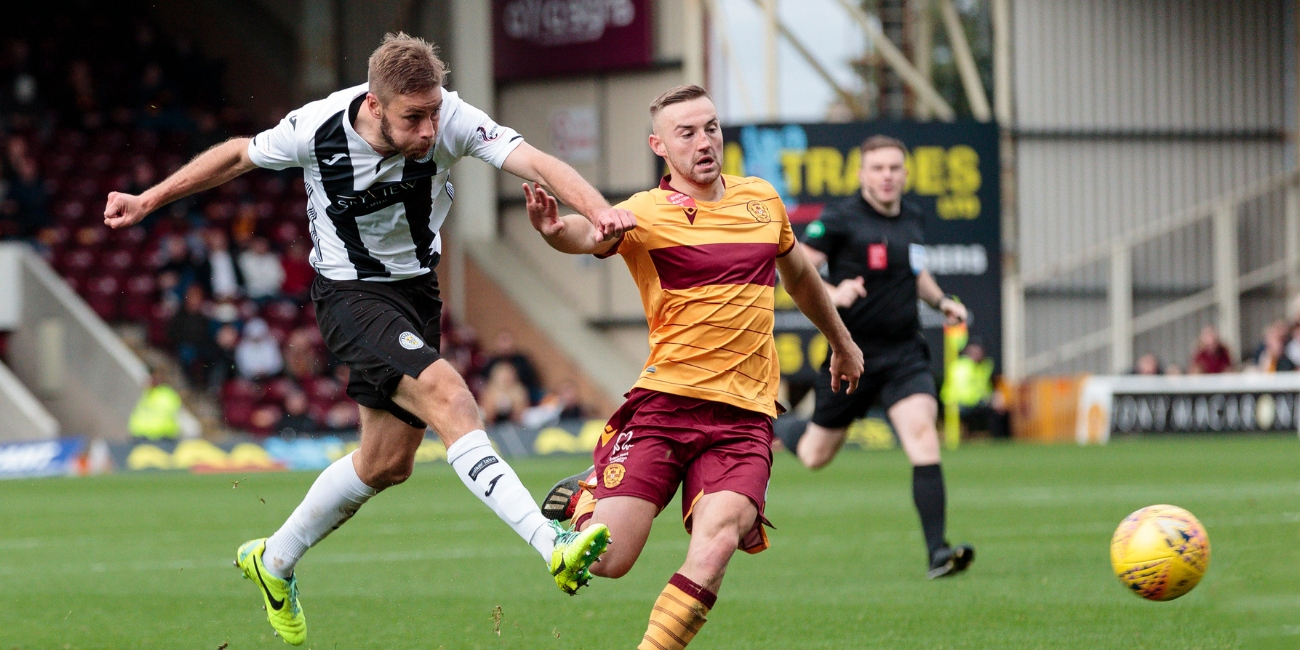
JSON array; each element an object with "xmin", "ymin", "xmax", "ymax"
[
  {"xmin": 1213, "ymin": 203, "xmax": 1241, "ymax": 354},
  {"xmin": 833, "ymin": 0, "xmax": 956, "ymax": 121},
  {"xmin": 937, "ymin": 0, "xmax": 991, "ymax": 121},
  {"xmin": 1108, "ymin": 245, "xmax": 1132, "ymax": 373}
]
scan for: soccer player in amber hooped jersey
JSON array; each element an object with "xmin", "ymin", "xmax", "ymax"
[{"xmin": 524, "ymin": 85, "xmax": 863, "ymax": 650}]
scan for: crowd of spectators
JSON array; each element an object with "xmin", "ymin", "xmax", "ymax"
[
  {"xmin": 0, "ymin": 6, "xmax": 590, "ymax": 437},
  {"xmin": 1133, "ymin": 297, "xmax": 1300, "ymax": 377}
]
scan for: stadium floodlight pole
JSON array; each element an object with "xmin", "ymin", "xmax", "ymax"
[
  {"xmin": 937, "ymin": 0, "xmax": 991, "ymax": 121},
  {"xmin": 832, "ymin": 0, "xmax": 956, "ymax": 121},
  {"xmin": 763, "ymin": 0, "xmax": 778, "ymax": 120}
]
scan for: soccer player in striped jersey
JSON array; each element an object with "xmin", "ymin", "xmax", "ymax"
[
  {"xmin": 523, "ymin": 85, "xmax": 863, "ymax": 650},
  {"xmin": 104, "ymin": 33, "xmax": 626, "ymax": 645}
]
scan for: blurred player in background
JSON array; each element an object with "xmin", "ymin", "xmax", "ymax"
[
  {"xmin": 103, "ymin": 33, "xmax": 627, "ymax": 645},
  {"xmin": 775, "ymin": 135, "xmax": 974, "ymax": 579},
  {"xmin": 526, "ymin": 85, "xmax": 863, "ymax": 650}
]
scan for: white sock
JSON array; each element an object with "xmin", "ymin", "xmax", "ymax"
[
  {"xmin": 263, "ymin": 451, "xmax": 377, "ymax": 579},
  {"xmin": 446, "ymin": 430, "xmax": 554, "ymax": 559}
]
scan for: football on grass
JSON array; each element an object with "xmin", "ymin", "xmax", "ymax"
[{"xmin": 1110, "ymin": 504, "xmax": 1210, "ymax": 601}]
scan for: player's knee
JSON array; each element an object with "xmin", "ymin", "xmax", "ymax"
[
  {"xmin": 593, "ymin": 551, "xmax": 635, "ymax": 579},
  {"xmin": 798, "ymin": 444, "xmax": 833, "ymax": 470},
  {"xmin": 359, "ymin": 456, "xmax": 415, "ymax": 489},
  {"xmin": 420, "ymin": 379, "xmax": 477, "ymax": 420}
]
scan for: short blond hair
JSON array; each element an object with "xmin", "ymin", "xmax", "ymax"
[
  {"xmin": 649, "ymin": 84, "xmax": 710, "ymax": 120},
  {"xmin": 367, "ymin": 32, "xmax": 448, "ymax": 104}
]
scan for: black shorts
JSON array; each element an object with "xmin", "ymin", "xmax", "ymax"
[
  {"xmin": 811, "ymin": 333, "xmax": 936, "ymax": 430},
  {"xmin": 312, "ymin": 273, "xmax": 443, "ymax": 429}
]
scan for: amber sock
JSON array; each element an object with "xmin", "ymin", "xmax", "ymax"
[
  {"xmin": 637, "ymin": 573, "xmax": 717, "ymax": 650},
  {"xmin": 572, "ymin": 485, "xmax": 597, "ymax": 531}
]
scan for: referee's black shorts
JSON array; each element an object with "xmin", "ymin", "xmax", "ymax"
[
  {"xmin": 811, "ymin": 333, "xmax": 937, "ymax": 430},
  {"xmin": 312, "ymin": 272, "xmax": 443, "ymax": 429}
]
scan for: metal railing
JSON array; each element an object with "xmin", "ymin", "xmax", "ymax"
[{"xmin": 1021, "ymin": 171, "xmax": 1300, "ymax": 375}]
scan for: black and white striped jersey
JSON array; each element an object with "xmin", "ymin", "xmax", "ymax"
[{"xmin": 247, "ymin": 83, "xmax": 523, "ymax": 281}]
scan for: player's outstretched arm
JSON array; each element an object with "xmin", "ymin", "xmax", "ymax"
[
  {"xmin": 523, "ymin": 183, "xmax": 618, "ymax": 257},
  {"xmin": 777, "ymin": 246, "xmax": 863, "ymax": 393},
  {"xmin": 502, "ymin": 143, "xmax": 635, "ymax": 243},
  {"xmin": 104, "ymin": 137, "xmax": 258, "ymax": 229}
]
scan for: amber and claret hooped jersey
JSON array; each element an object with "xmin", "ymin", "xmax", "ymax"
[{"xmin": 600, "ymin": 174, "xmax": 797, "ymax": 417}]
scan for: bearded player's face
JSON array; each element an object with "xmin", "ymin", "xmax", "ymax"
[
  {"xmin": 860, "ymin": 146, "xmax": 907, "ymax": 206},
  {"xmin": 376, "ymin": 89, "xmax": 442, "ymax": 161},
  {"xmin": 652, "ymin": 97, "xmax": 723, "ymax": 187}
]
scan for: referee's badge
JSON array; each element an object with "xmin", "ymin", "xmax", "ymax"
[
  {"xmin": 399, "ymin": 332, "xmax": 425, "ymax": 350},
  {"xmin": 909, "ymin": 243, "xmax": 928, "ymax": 275}
]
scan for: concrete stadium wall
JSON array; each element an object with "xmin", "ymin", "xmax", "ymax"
[{"xmin": 1010, "ymin": 0, "xmax": 1295, "ymax": 373}]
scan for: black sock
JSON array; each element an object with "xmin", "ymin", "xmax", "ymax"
[
  {"xmin": 772, "ymin": 416, "xmax": 810, "ymax": 455},
  {"xmin": 912, "ymin": 463, "xmax": 947, "ymax": 558}
]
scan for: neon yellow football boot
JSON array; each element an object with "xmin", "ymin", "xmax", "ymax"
[
  {"xmin": 235, "ymin": 538, "xmax": 306, "ymax": 645},
  {"xmin": 548, "ymin": 520, "xmax": 611, "ymax": 595}
]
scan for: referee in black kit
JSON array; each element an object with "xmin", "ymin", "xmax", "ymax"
[{"xmin": 776, "ymin": 135, "xmax": 975, "ymax": 579}]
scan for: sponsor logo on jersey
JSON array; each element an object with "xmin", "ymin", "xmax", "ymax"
[
  {"xmin": 399, "ymin": 332, "xmax": 424, "ymax": 350},
  {"xmin": 603, "ymin": 462, "xmax": 626, "ymax": 489},
  {"xmin": 323, "ymin": 153, "xmax": 349, "ymax": 165},
  {"xmin": 868, "ymin": 243, "xmax": 888, "ymax": 270},
  {"xmin": 468, "ymin": 456, "xmax": 500, "ymax": 481},
  {"xmin": 747, "ymin": 200, "xmax": 771, "ymax": 222},
  {"xmin": 477, "ymin": 125, "xmax": 502, "ymax": 142},
  {"xmin": 609, "ymin": 431, "xmax": 634, "ymax": 463}
]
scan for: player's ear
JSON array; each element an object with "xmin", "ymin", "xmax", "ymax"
[
  {"xmin": 648, "ymin": 133, "xmax": 665, "ymax": 157},
  {"xmin": 366, "ymin": 93, "xmax": 384, "ymax": 118}
]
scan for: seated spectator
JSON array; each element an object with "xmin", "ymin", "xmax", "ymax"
[
  {"xmin": 482, "ymin": 330, "xmax": 541, "ymax": 403},
  {"xmin": 279, "ymin": 240, "xmax": 314, "ymax": 299},
  {"xmin": 128, "ymin": 367, "xmax": 183, "ymax": 441},
  {"xmin": 324, "ymin": 400, "xmax": 360, "ymax": 431},
  {"xmin": 1285, "ymin": 322, "xmax": 1300, "ymax": 371},
  {"xmin": 1189, "ymin": 325, "xmax": 1233, "ymax": 374},
  {"xmin": 1131, "ymin": 353, "xmax": 1163, "ymax": 376},
  {"xmin": 207, "ymin": 323, "xmax": 240, "ymax": 392},
  {"xmin": 283, "ymin": 327, "xmax": 323, "ymax": 380},
  {"xmin": 6, "ymin": 155, "xmax": 48, "ymax": 238},
  {"xmin": 1249, "ymin": 321, "xmax": 1296, "ymax": 373},
  {"xmin": 204, "ymin": 228, "xmax": 243, "ymax": 300},
  {"xmin": 276, "ymin": 389, "xmax": 317, "ymax": 436},
  {"xmin": 235, "ymin": 318, "xmax": 282, "ymax": 379},
  {"xmin": 940, "ymin": 338, "xmax": 1008, "ymax": 438},
  {"xmin": 522, "ymin": 379, "xmax": 589, "ymax": 428},
  {"xmin": 478, "ymin": 361, "xmax": 528, "ymax": 425},
  {"xmin": 239, "ymin": 236, "xmax": 284, "ymax": 299},
  {"xmin": 1164, "ymin": 364, "xmax": 1183, "ymax": 376},
  {"xmin": 167, "ymin": 284, "xmax": 216, "ymax": 386}
]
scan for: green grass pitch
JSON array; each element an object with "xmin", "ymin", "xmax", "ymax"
[{"xmin": 1, "ymin": 435, "xmax": 1296, "ymax": 649}]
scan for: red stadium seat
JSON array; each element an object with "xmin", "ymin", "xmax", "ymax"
[
  {"xmin": 263, "ymin": 377, "xmax": 298, "ymax": 404},
  {"xmin": 59, "ymin": 248, "xmax": 97, "ymax": 275},
  {"xmin": 222, "ymin": 398, "xmax": 255, "ymax": 430},
  {"xmin": 261, "ymin": 300, "xmax": 300, "ymax": 331},
  {"xmin": 223, "ymin": 378, "xmax": 264, "ymax": 403},
  {"xmin": 147, "ymin": 302, "xmax": 173, "ymax": 346},
  {"xmin": 85, "ymin": 275, "xmax": 121, "ymax": 321},
  {"xmin": 121, "ymin": 274, "xmax": 157, "ymax": 322},
  {"xmin": 101, "ymin": 248, "xmax": 136, "ymax": 274}
]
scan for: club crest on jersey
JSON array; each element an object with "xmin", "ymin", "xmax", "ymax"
[
  {"xmin": 747, "ymin": 200, "xmax": 771, "ymax": 222},
  {"xmin": 399, "ymin": 332, "xmax": 424, "ymax": 350},
  {"xmin": 603, "ymin": 463, "xmax": 626, "ymax": 489}
]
